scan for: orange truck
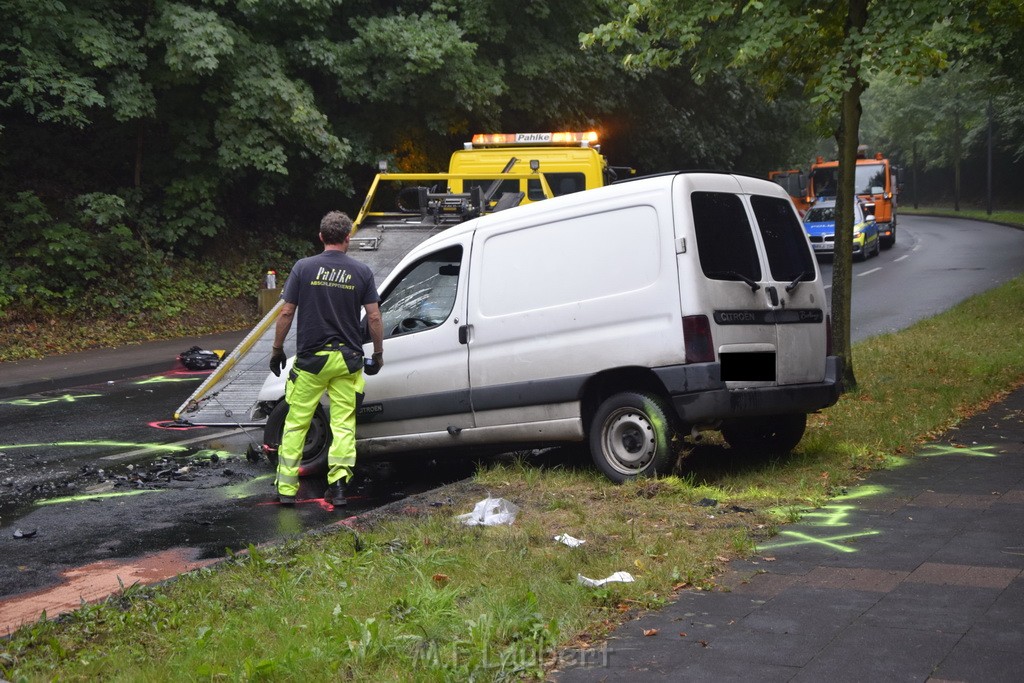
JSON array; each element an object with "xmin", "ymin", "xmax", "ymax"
[
  {"xmin": 768, "ymin": 169, "xmax": 810, "ymax": 214},
  {"xmin": 805, "ymin": 146, "xmax": 900, "ymax": 249}
]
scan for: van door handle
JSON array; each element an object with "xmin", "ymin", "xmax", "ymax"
[
  {"xmin": 765, "ymin": 286, "xmax": 779, "ymax": 307},
  {"xmin": 459, "ymin": 325, "xmax": 470, "ymax": 344}
]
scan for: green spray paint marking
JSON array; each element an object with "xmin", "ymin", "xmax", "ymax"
[
  {"xmin": 134, "ymin": 375, "xmax": 201, "ymax": 385},
  {"xmin": 759, "ymin": 529, "xmax": 881, "ymax": 553},
  {"xmin": 35, "ymin": 489, "xmax": 167, "ymax": 505},
  {"xmin": 833, "ymin": 484, "xmax": 889, "ymax": 500},
  {"xmin": 2, "ymin": 393, "xmax": 102, "ymax": 407},
  {"xmin": 801, "ymin": 504, "xmax": 858, "ymax": 527},
  {"xmin": 0, "ymin": 440, "xmax": 189, "ymax": 454},
  {"xmin": 918, "ymin": 444, "xmax": 999, "ymax": 458},
  {"xmin": 764, "ymin": 482, "xmax": 889, "ymax": 551},
  {"xmin": 224, "ymin": 473, "xmax": 275, "ymax": 499},
  {"xmin": 191, "ymin": 449, "xmax": 237, "ymax": 462}
]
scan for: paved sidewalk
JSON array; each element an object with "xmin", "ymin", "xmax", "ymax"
[
  {"xmin": 0, "ymin": 330, "xmax": 248, "ymax": 400},
  {"xmin": 554, "ymin": 387, "xmax": 1024, "ymax": 682}
]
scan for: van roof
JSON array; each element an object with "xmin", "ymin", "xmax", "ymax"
[{"xmin": 415, "ymin": 171, "xmax": 790, "ymax": 245}]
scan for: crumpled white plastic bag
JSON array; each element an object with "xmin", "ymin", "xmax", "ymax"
[
  {"xmin": 554, "ymin": 533, "xmax": 586, "ymax": 547},
  {"xmin": 577, "ymin": 571, "xmax": 635, "ymax": 588},
  {"xmin": 457, "ymin": 497, "xmax": 520, "ymax": 526}
]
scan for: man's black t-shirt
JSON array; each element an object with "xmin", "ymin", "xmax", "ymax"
[{"xmin": 281, "ymin": 250, "xmax": 379, "ymax": 356}]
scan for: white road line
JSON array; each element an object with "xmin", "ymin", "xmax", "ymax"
[
  {"xmin": 858, "ymin": 267, "xmax": 882, "ymax": 277},
  {"xmin": 895, "ymin": 255, "xmax": 908, "ymax": 262},
  {"xmin": 99, "ymin": 427, "xmax": 253, "ymax": 461}
]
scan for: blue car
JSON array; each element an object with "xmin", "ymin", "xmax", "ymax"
[{"xmin": 803, "ymin": 199, "xmax": 880, "ymax": 260}]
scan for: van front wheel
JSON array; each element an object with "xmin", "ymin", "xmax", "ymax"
[
  {"xmin": 721, "ymin": 414, "xmax": 807, "ymax": 455},
  {"xmin": 589, "ymin": 392, "xmax": 677, "ymax": 483}
]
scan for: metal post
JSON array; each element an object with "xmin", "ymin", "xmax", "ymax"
[{"xmin": 987, "ymin": 99, "xmax": 994, "ymax": 216}]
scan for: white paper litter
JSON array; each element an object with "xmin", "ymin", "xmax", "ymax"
[
  {"xmin": 456, "ymin": 497, "xmax": 520, "ymax": 526},
  {"xmin": 577, "ymin": 571, "xmax": 635, "ymax": 587},
  {"xmin": 554, "ymin": 533, "xmax": 586, "ymax": 547}
]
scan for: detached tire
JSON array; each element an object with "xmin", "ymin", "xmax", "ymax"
[
  {"xmin": 262, "ymin": 401, "xmax": 330, "ymax": 477},
  {"xmin": 721, "ymin": 414, "xmax": 807, "ymax": 455},
  {"xmin": 589, "ymin": 391, "xmax": 677, "ymax": 483}
]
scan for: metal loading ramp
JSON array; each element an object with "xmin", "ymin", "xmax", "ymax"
[{"xmin": 174, "ymin": 300, "xmax": 293, "ymax": 426}]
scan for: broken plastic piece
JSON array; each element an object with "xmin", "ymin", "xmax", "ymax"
[
  {"xmin": 178, "ymin": 346, "xmax": 222, "ymax": 370},
  {"xmin": 554, "ymin": 533, "xmax": 586, "ymax": 547},
  {"xmin": 577, "ymin": 571, "xmax": 635, "ymax": 587},
  {"xmin": 456, "ymin": 497, "xmax": 519, "ymax": 526}
]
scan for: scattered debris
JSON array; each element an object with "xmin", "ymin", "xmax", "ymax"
[
  {"xmin": 643, "ymin": 628, "xmax": 659, "ymax": 637},
  {"xmin": 457, "ymin": 497, "xmax": 519, "ymax": 526},
  {"xmin": 178, "ymin": 346, "xmax": 223, "ymax": 370},
  {"xmin": 577, "ymin": 571, "xmax": 635, "ymax": 588},
  {"xmin": 13, "ymin": 528, "xmax": 37, "ymax": 539},
  {"xmin": 554, "ymin": 533, "xmax": 586, "ymax": 548},
  {"xmin": 697, "ymin": 498, "xmax": 718, "ymax": 507}
]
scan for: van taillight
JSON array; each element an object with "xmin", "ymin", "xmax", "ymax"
[
  {"xmin": 683, "ymin": 315, "xmax": 715, "ymax": 363},
  {"xmin": 826, "ymin": 314, "xmax": 833, "ymax": 356}
]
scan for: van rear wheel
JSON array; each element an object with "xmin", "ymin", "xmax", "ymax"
[
  {"xmin": 721, "ymin": 414, "xmax": 807, "ymax": 455},
  {"xmin": 262, "ymin": 401, "xmax": 330, "ymax": 477},
  {"xmin": 589, "ymin": 391, "xmax": 677, "ymax": 483}
]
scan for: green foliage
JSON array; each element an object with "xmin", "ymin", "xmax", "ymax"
[{"xmin": 1, "ymin": 190, "xmax": 144, "ymax": 313}]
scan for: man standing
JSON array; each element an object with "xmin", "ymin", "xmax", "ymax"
[{"xmin": 269, "ymin": 211, "xmax": 384, "ymax": 507}]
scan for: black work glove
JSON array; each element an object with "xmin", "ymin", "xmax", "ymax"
[
  {"xmin": 364, "ymin": 351, "xmax": 383, "ymax": 375},
  {"xmin": 269, "ymin": 347, "xmax": 287, "ymax": 376}
]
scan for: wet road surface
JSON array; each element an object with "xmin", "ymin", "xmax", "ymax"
[{"xmin": 0, "ymin": 369, "xmax": 476, "ymax": 633}]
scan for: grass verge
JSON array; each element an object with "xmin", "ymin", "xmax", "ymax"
[
  {"xmin": 901, "ymin": 205, "xmax": 1024, "ymax": 229},
  {"xmin": 3, "ymin": 276, "xmax": 1024, "ymax": 682}
]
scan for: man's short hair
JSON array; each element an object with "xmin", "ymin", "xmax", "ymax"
[{"xmin": 320, "ymin": 211, "xmax": 353, "ymax": 244}]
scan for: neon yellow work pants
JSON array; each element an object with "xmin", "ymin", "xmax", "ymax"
[{"xmin": 277, "ymin": 349, "xmax": 364, "ymax": 497}]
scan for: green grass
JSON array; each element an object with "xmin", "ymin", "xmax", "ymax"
[
  {"xmin": 901, "ymin": 205, "xmax": 1024, "ymax": 229},
  {"xmin": 3, "ymin": 276, "xmax": 1024, "ymax": 682}
]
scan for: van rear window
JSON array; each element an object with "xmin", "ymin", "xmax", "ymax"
[
  {"xmin": 751, "ymin": 196, "xmax": 816, "ymax": 283},
  {"xmin": 691, "ymin": 192, "xmax": 761, "ymax": 283}
]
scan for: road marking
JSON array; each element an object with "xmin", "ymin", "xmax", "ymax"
[
  {"xmin": 858, "ymin": 267, "xmax": 882, "ymax": 277},
  {"xmin": 99, "ymin": 428, "xmax": 252, "ymax": 461},
  {"xmin": 895, "ymin": 255, "xmax": 908, "ymax": 262}
]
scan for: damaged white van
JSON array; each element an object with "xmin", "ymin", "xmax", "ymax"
[{"xmin": 259, "ymin": 172, "xmax": 842, "ymax": 482}]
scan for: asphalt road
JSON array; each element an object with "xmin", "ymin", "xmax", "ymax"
[
  {"xmin": 820, "ymin": 215, "xmax": 1024, "ymax": 342},
  {"xmin": 1, "ymin": 213, "xmax": 1022, "ymax": 633}
]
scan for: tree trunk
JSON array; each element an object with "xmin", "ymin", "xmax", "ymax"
[
  {"xmin": 831, "ymin": 0, "xmax": 868, "ymax": 392},
  {"xmin": 912, "ymin": 141, "xmax": 919, "ymax": 210}
]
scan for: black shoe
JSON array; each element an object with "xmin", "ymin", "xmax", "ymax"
[
  {"xmin": 324, "ymin": 482, "xmax": 347, "ymax": 507},
  {"xmin": 276, "ymin": 494, "xmax": 295, "ymax": 506}
]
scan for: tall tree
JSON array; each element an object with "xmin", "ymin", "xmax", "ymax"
[{"xmin": 582, "ymin": 0, "xmax": 1011, "ymax": 389}]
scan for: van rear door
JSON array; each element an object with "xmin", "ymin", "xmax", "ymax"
[
  {"xmin": 674, "ymin": 174, "xmax": 826, "ymax": 387},
  {"xmin": 740, "ymin": 177, "xmax": 826, "ymax": 384}
]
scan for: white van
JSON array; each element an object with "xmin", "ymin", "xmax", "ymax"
[{"xmin": 259, "ymin": 172, "xmax": 842, "ymax": 482}]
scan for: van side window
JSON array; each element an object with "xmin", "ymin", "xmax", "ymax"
[
  {"xmin": 691, "ymin": 192, "xmax": 762, "ymax": 282},
  {"xmin": 378, "ymin": 245, "xmax": 462, "ymax": 338},
  {"xmin": 750, "ymin": 196, "xmax": 816, "ymax": 282}
]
